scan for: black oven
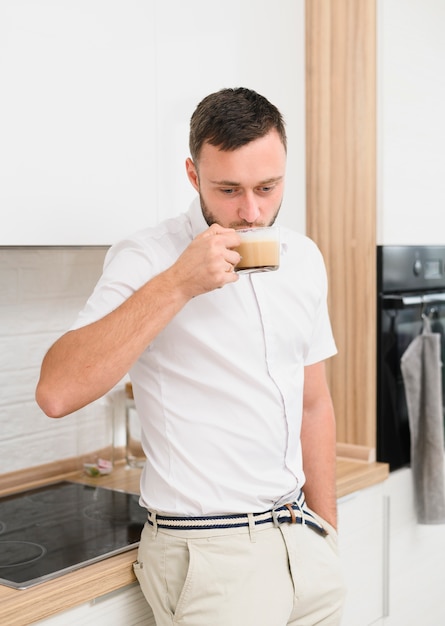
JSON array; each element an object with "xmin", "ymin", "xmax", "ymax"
[{"xmin": 377, "ymin": 245, "xmax": 445, "ymax": 471}]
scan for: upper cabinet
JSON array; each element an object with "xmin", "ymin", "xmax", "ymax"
[
  {"xmin": 377, "ymin": 0, "xmax": 445, "ymax": 245},
  {"xmin": 0, "ymin": 1, "xmax": 157, "ymax": 245},
  {"xmin": 0, "ymin": 0, "xmax": 305, "ymax": 246}
]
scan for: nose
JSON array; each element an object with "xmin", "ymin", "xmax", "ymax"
[{"xmin": 238, "ymin": 191, "xmax": 260, "ymax": 225}]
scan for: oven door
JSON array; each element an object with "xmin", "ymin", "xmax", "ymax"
[{"xmin": 377, "ymin": 292, "xmax": 445, "ymax": 470}]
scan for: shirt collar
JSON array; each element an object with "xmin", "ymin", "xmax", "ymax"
[{"xmin": 186, "ymin": 197, "xmax": 208, "ymax": 238}]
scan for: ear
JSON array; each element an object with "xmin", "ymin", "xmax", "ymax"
[{"xmin": 185, "ymin": 158, "xmax": 200, "ymax": 192}]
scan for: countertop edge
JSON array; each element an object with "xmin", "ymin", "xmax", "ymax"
[
  {"xmin": 0, "ymin": 550, "xmax": 139, "ymax": 626},
  {"xmin": 336, "ymin": 459, "xmax": 389, "ymax": 499}
]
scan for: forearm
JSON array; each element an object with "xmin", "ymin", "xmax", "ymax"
[
  {"xmin": 301, "ymin": 405, "xmax": 337, "ymax": 528},
  {"xmin": 36, "ymin": 269, "xmax": 189, "ymax": 418},
  {"xmin": 36, "ymin": 224, "xmax": 241, "ymax": 418},
  {"xmin": 300, "ymin": 362, "xmax": 338, "ymax": 528}
]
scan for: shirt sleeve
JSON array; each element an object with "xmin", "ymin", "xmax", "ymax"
[
  {"xmin": 304, "ymin": 244, "xmax": 337, "ymax": 366},
  {"xmin": 69, "ymin": 237, "xmax": 158, "ymax": 331}
]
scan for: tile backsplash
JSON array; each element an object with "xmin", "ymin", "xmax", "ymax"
[{"xmin": 0, "ymin": 247, "xmax": 127, "ymax": 475}]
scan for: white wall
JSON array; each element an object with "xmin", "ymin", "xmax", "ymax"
[
  {"xmin": 377, "ymin": 0, "xmax": 445, "ymax": 245},
  {"xmin": 0, "ymin": 248, "xmax": 125, "ymax": 474}
]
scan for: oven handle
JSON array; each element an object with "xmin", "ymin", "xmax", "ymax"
[{"xmin": 382, "ymin": 292, "xmax": 445, "ymax": 307}]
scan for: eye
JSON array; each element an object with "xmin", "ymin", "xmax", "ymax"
[
  {"xmin": 258, "ymin": 185, "xmax": 275, "ymax": 193},
  {"xmin": 220, "ymin": 188, "xmax": 238, "ymax": 195}
]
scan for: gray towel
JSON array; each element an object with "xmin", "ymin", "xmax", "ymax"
[{"xmin": 400, "ymin": 315, "xmax": 445, "ymax": 524}]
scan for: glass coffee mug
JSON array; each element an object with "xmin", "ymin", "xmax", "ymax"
[{"xmin": 234, "ymin": 226, "xmax": 280, "ymax": 273}]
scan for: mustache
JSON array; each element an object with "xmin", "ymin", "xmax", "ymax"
[
  {"xmin": 199, "ymin": 193, "xmax": 280, "ymax": 228},
  {"xmin": 229, "ymin": 221, "xmax": 267, "ymax": 229}
]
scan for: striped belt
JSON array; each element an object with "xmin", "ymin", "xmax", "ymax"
[{"xmin": 147, "ymin": 492, "xmax": 327, "ymax": 536}]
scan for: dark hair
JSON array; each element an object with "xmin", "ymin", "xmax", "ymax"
[{"xmin": 189, "ymin": 87, "xmax": 287, "ymax": 163}]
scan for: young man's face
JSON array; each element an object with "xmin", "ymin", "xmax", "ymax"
[{"xmin": 186, "ymin": 129, "xmax": 286, "ymax": 228}]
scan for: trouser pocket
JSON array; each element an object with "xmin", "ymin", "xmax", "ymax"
[{"xmin": 133, "ymin": 523, "xmax": 194, "ymax": 624}]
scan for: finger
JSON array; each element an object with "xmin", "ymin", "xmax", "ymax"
[
  {"xmin": 205, "ymin": 224, "xmax": 236, "ymax": 237},
  {"xmin": 226, "ymin": 250, "xmax": 241, "ymax": 267}
]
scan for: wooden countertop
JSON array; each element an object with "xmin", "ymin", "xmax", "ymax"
[
  {"xmin": 0, "ymin": 458, "xmax": 388, "ymax": 625},
  {"xmin": 336, "ymin": 457, "xmax": 389, "ymax": 499}
]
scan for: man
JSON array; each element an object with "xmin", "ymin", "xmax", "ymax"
[{"xmin": 36, "ymin": 87, "xmax": 345, "ymax": 625}]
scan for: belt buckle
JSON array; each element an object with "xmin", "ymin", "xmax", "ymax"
[
  {"xmin": 284, "ymin": 503, "xmax": 297, "ymax": 523},
  {"xmin": 272, "ymin": 503, "xmax": 297, "ymax": 527}
]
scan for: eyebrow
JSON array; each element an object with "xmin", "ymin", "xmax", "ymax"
[{"xmin": 210, "ymin": 176, "xmax": 284, "ymax": 186}]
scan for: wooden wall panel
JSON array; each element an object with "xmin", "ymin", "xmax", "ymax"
[{"xmin": 305, "ymin": 0, "xmax": 377, "ymax": 445}]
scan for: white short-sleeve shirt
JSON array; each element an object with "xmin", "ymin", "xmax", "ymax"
[{"xmin": 71, "ymin": 198, "xmax": 337, "ymax": 515}]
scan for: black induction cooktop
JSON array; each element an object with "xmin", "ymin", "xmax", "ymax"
[{"xmin": 0, "ymin": 481, "xmax": 147, "ymax": 589}]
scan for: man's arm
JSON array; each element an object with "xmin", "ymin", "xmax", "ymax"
[
  {"xmin": 300, "ymin": 360, "xmax": 338, "ymax": 529},
  {"xmin": 36, "ymin": 225, "xmax": 241, "ymax": 419}
]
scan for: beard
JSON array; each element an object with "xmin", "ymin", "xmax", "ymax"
[{"xmin": 199, "ymin": 192, "xmax": 281, "ymax": 229}]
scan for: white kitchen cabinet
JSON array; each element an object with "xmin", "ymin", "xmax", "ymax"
[
  {"xmin": 337, "ymin": 482, "xmax": 388, "ymax": 626},
  {"xmin": 0, "ymin": 0, "xmax": 305, "ymax": 245},
  {"xmin": 377, "ymin": 0, "xmax": 445, "ymax": 245},
  {"xmin": 0, "ymin": 0, "xmax": 157, "ymax": 245},
  {"xmin": 383, "ymin": 468, "xmax": 445, "ymax": 626},
  {"xmin": 34, "ymin": 583, "xmax": 155, "ymax": 626},
  {"xmin": 337, "ymin": 468, "xmax": 445, "ymax": 626},
  {"xmin": 153, "ymin": 0, "xmax": 304, "ymax": 231}
]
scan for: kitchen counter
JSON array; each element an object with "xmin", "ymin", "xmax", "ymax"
[
  {"xmin": 336, "ymin": 457, "xmax": 389, "ymax": 499},
  {"xmin": 0, "ymin": 458, "xmax": 388, "ymax": 625}
]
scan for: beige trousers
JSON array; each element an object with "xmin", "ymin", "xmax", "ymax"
[{"xmin": 133, "ymin": 511, "xmax": 346, "ymax": 626}]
